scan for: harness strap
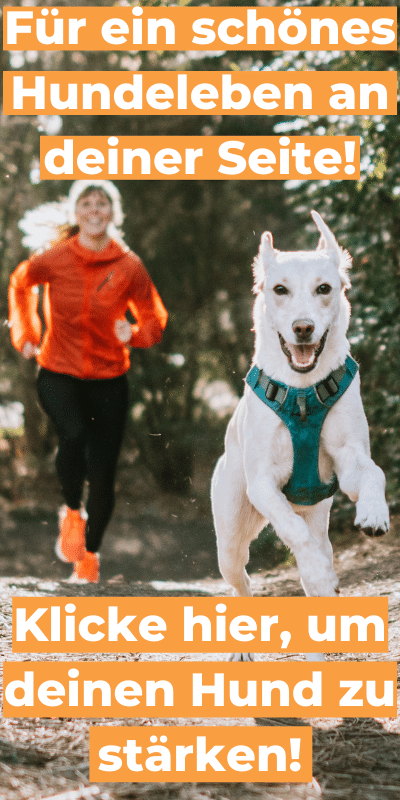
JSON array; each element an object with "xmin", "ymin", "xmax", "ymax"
[
  {"xmin": 255, "ymin": 370, "xmax": 287, "ymax": 405},
  {"xmin": 315, "ymin": 363, "xmax": 347, "ymax": 403},
  {"xmin": 246, "ymin": 355, "xmax": 358, "ymax": 505}
]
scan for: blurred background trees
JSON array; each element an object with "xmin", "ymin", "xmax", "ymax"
[{"xmin": 0, "ymin": 0, "xmax": 398, "ymax": 533}]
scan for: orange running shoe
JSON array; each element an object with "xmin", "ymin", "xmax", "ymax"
[
  {"xmin": 70, "ymin": 552, "xmax": 100, "ymax": 584},
  {"xmin": 55, "ymin": 506, "xmax": 87, "ymax": 563}
]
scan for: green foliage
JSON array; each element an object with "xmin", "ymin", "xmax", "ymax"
[
  {"xmin": 270, "ymin": 24, "xmax": 400, "ymax": 511},
  {"xmin": 0, "ymin": 18, "xmax": 294, "ymax": 493},
  {"xmin": 2, "ymin": 0, "xmax": 398, "ymax": 518}
]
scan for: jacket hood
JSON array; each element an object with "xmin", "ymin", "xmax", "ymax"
[{"xmin": 68, "ymin": 235, "xmax": 127, "ymax": 266}]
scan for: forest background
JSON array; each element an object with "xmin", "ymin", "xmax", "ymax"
[{"xmin": 0, "ymin": 0, "xmax": 399, "ymax": 578}]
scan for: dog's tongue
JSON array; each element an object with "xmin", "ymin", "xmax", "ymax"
[{"xmin": 287, "ymin": 343, "xmax": 316, "ymax": 367}]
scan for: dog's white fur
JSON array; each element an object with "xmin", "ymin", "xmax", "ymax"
[{"xmin": 212, "ymin": 211, "xmax": 389, "ymax": 657}]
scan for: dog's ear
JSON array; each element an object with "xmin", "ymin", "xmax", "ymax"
[
  {"xmin": 261, "ymin": 230, "xmax": 274, "ymax": 249},
  {"xmin": 311, "ymin": 210, "xmax": 351, "ymax": 288},
  {"xmin": 253, "ymin": 231, "xmax": 277, "ymax": 291},
  {"xmin": 316, "ymin": 233, "xmax": 328, "ymax": 252},
  {"xmin": 311, "ymin": 210, "xmax": 341, "ymax": 263}
]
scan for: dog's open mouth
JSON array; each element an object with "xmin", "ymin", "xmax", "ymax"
[{"xmin": 278, "ymin": 330, "xmax": 328, "ymax": 373}]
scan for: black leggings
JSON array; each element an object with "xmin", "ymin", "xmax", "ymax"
[{"xmin": 37, "ymin": 368, "xmax": 129, "ymax": 553}]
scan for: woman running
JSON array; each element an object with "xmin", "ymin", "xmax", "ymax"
[{"xmin": 9, "ymin": 180, "xmax": 168, "ymax": 583}]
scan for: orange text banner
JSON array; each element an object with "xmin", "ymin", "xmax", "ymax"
[
  {"xmin": 3, "ymin": 661, "xmax": 397, "ymax": 718},
  {"xmin": 39, "ymin": 136, "xmax": 361, "ymax": 181},
  {"xmin": 4, "ymin": 7, "xmax": 397, "ymax": 51},
  {"xmin": 89, "ymin": 725, "xmax": 312, "ymax": 783},
  {"xmin": 12, "ymin": 596, "xmax": 388, "ymax": 654},
  {"xmin": 4, "ymin": 71, "xmax": 396, "ymax": 116}
]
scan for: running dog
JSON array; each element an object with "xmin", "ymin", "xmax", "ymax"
[{"xmin": 212, "ymin": 211, "xmax": 389, "ymax": 631}]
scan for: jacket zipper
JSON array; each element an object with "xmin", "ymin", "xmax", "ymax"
[{"xmin": 97, "ymin": 271, "xmax": 114, "ymax": 292}]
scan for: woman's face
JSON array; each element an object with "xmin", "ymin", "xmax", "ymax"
[{"xmin": 75, "ymin": 190, "xmax": 113, "ymax": 240}]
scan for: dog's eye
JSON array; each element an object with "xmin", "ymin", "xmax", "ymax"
[
  {"xmin": 273, "ymin": 285, "xmax": 289, "ymax": 295},
  {"xmin": 316, "ymin": 284, "xmax": 332, "ymax": 295}
]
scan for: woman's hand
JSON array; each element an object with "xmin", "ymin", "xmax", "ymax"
[
  {"xmin": 114, "ymin": 319, "xmax": 132, "ymax": 344},
  {"xmin": 21, "ymin": 342, "xmax": 38, "ymax": 359}
]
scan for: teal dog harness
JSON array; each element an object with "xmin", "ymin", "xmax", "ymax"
[{"xmin": 246, "ymin": 355, "xmax": 358, "ymax": 505}]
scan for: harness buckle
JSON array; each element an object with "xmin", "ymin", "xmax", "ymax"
[
  {"xmin": 326, "ymin": 377, "xmax": 339, "ymax": 395},
  {"xmin": 265, "ymin": 381, "xmax": 279, "ymax": 401},
  {"xmin": 253, "ymin": 368, "xmax": 287, "ymax": 406},
  {"xmin": 316, "ymin": 376, "xmax": 339, "ymax": 403}
]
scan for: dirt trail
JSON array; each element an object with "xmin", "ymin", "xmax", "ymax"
[{"xmin": 0, "ymin": 517, "xmax": 399, "ymax": 800}]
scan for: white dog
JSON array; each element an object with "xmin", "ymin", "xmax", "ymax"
[{"xmin": 212, "ymin": 211, "xmax": 389, "ymax": 628}]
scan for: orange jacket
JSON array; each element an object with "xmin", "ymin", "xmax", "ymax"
[{"xmin": 9, "ymin": 235, "xmax": 168, "ymax": 380}]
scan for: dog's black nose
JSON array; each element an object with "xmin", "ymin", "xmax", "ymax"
[{"xmin": 292, "ymin": 319, "xmax": 315, "ymax": 340}]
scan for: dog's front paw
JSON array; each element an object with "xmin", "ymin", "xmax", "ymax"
[
  {"xmin": 355, "ymin": 500, "xmax": 389, "ymax": 537},
  {"xmin": 362, "ymin": 526, "xmax": 388, "ymax": 538},
  {"xmin": 229, "ymin": 652, "xmax": 255, "ymax": 662}
]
